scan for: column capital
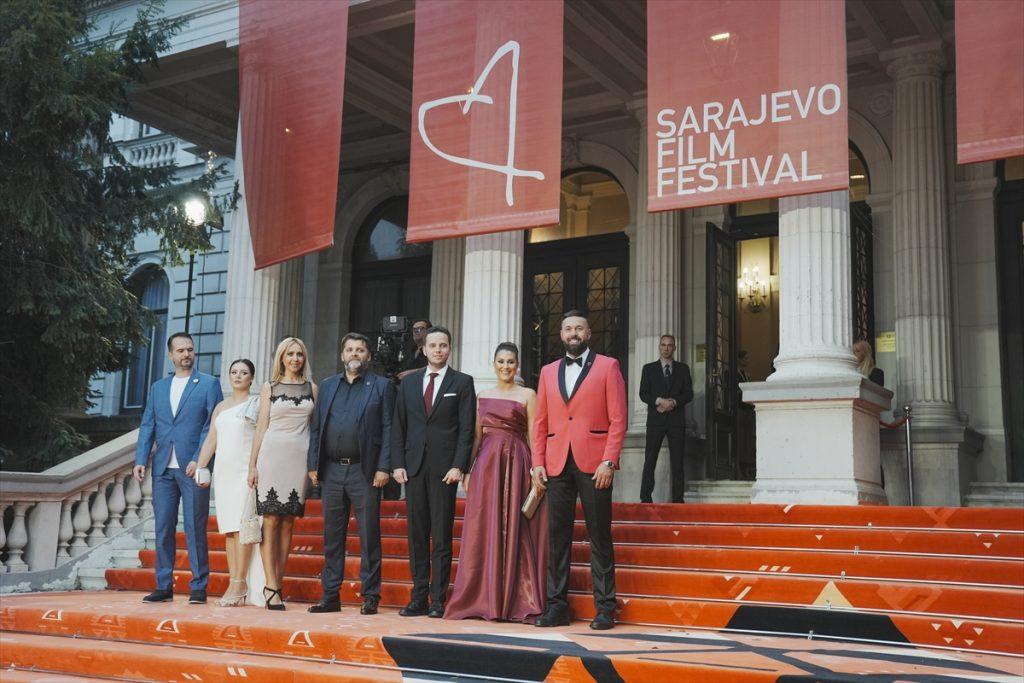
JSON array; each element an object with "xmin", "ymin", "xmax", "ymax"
[
  {"xmin": 626, "ymin": 93, "xmax": 647, "ymax": 124},
  {"xmin": 884, "ymin": 43, "xmax": 945, "ymax": 81}
]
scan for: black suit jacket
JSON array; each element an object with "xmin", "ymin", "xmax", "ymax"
[
  {"xmin": 306, "ymin": 372, "xmax": 395, "ymax": 484},
  {"xmin": 639, "ymin": 360, "xmax": 693, "ymax": 428},
  {"xmin": 391, "ymin": 367, "xmax": 476, "ymax": 477}
]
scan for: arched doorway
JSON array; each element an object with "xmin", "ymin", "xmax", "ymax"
[
  {"xmin": 706, "ymin": 143, "xmax": 875, "ymax": 479},
  {"xmin": 522, "ymin": 169, "xmax": 630, "ymax": 387},
  {"xmin": 121, "ymin": 267, "xmax": 169, "ymax": 413},
  {"xmin": 349, "ymin": 196, "xmax": 432, "ymax": 347}
]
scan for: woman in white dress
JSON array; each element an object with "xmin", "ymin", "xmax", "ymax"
[
  {"xmin": 248, "ymin": 338, "xmax": 317, "ymax": 610},
  {"xmin": 195, "ymin": 358, "xmax": 263, "ymax": 606}
]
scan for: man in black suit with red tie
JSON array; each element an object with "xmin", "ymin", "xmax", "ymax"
[
  {"xmin": 639, "ymin": 334, "xmax": 693, "ymax": 503},
  {"xmin": 391, "ymin": 326, "xmax": 475, "ymax": 617}
]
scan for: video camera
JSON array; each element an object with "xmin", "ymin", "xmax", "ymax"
[{"xmin": 372, "ymin": 315, "xmax": 409, "ymax": 379}]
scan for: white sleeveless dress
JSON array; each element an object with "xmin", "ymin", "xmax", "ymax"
[
  {"xmin": 213, "ymin": 397, "xmax": 258, "ymax": 533},
  {"xmin": 211, "ymin": 396, "xmax": 266, "ymax": 605}
]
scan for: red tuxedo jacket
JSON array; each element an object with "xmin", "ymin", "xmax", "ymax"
[{"xmin": 531, "ymin": 352, "xmax": 628, "ymax": 476}]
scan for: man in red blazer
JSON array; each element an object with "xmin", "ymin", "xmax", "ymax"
[{"xmin": 531, "ymin": 310, "xmax": 627, "ymax": 630}]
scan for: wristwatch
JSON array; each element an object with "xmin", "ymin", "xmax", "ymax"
[{"xmin": 601, "ymin": 460, "xmax": 616, "ymax": 471}]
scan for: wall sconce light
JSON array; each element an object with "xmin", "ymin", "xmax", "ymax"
[{"xmin": 738, "ymin": 265, "xmax": 769, "ymax": 313}]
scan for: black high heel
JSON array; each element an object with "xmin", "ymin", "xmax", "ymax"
[{"xmin": 263, "ymin": 586, "xmax": 285, "ymax": 611}]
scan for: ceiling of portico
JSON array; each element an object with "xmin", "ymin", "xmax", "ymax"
[{"xmin": 123, "ymin": 0, "xmax": 954, "ymax": 167}]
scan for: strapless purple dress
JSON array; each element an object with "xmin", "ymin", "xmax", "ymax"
[{"xmin": 445, "ymin": 398, "xmax": 548, "ymax": 622}]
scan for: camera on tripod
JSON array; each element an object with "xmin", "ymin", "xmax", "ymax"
[{"xmin": 373, "ymin": 315, "xmax": 408, "ymax": 379}]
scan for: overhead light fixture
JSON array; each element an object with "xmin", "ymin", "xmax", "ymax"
[
  {"xmin": 710, "ymin": 32, "xmax": 731, "ymax": 42},
  {"xmin": 738, "ymin": 265, "xmax": 769, "ymax": 313}
]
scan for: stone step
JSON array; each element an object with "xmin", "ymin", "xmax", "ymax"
[{"xmin": 965, "ymin": 482, "xmax": 1024, "ymax": 508}]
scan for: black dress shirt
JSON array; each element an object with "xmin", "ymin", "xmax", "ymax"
[{"xmin": 323, "ymin": 374, "xmax": 364, "ymax": 461}]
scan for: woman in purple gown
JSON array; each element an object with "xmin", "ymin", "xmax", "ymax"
[{"xmin": 445, "ymin": 342, "xmax": 547, "ymax": 622}]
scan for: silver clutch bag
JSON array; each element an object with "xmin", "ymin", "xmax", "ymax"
[
  {"xmin": 521, "ymin": 486, "xmax": 545, "ymax": 520},
  {"xmin": 239, "ymin": 487, "xmax": 262, "ymax": 545}
]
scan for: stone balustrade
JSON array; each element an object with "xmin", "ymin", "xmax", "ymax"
[
  {"xmin": 0, "ymin": 430, "xmax": 149, "ymax": 574},
  {"xmin": 121, "ymin": 136, "xmax": 178, "ymax": 168}
]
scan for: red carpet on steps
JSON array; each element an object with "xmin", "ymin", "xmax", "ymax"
[{"xmin": 1, "ymin": 500, "xmax": 1022, "ymax": 681}]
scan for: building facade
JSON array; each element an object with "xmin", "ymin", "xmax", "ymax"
[{"xmin": 87, "ymin": 0, "xmax": 1023, "ymax": 506}]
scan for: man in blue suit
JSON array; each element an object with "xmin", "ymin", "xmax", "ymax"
[
  {"xmin": 306, "ymin": 332, "xmax": 395, "ymax": 615},
  {"xmin": 133, "ymin": 332, "xmax": 223, "ymax": 604}
]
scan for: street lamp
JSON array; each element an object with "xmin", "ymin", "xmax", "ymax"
[{"xmin": 182, "ymin": 195, "xmax": 211, "ymax": 335}]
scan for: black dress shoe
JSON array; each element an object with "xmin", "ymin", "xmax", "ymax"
[
  {"xmin": 308, "ymin": 599, "xmax": 341, "ymax": 613},
  {"xmin": 142, "ymin": 589, "xmax": 174, "ymax": 603},
  {"xmin": 188, "ymin": 590, "xmax": 207, "ymax": 604},
  {"xmin": 360, "ymin": 597, "xmax": 380, "ymax": 615},
  {"xmin": 399, "ymin": 601, "xmax": 428, "ymax": 617},
  {"xmin": 589, "ymin": 611, "xmax": 615, "ymax": 630},
  {"xmin": 427, "ymin": 603, "xmax": 444, "ymax": 618},
  {"xmin": 534, "ymin": 609, "xmax": 571, "ymax": 627},
  {"xmin": 640, "ymin": 497, "xmax": 653, "ymax": 504}
]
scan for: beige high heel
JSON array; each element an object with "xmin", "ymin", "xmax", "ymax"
[{"xmin": 217, "ymin": 579, "xmax": 248, "ymax": 607}]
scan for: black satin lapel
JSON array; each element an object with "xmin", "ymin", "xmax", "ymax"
[
  {"xmin": 558, "ymin": 359, "xmax": 570, "ymax": 404},
  {"xmin": 569, "ymin": 355, "xmax": 596, "ymax": 401}
]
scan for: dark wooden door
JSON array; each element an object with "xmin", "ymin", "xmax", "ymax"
[
  {"xmin": 523, "ymin": 233, "xmax": 628, "ymax": 388},
  {"xmin": 706, "ymin": 222, "xmax": 738, "ymax": 479}
]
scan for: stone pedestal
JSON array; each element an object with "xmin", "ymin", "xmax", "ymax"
[
  {"xmin": 747, "ymin": 190, "xmax": 891, "ymax": 504},
  {"xmin": 746, "ymin": 377, "xmax": 890, "ymax": 504},
  {"xmin": 220, "ymin": 129, "xmax": 304, "ymax": 383},
  {"xmin": 459, "ymin": 232, "xmax": 522, "ymax": 390}
]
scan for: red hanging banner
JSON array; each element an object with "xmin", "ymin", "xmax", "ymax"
[
  {"xmin": 239, "ymin": 0, "xmax": 348, "ymax": 269},
  {"xmin": 406, "ymin": 0, "xmax": 563, "ymax": 243},
  {"xmin": 955, "ymin": 0, "xmax": 1024, "ymax": 164},
  {"xmin": 647, "ymin": 0, "xmax": 848, "ymax": 212}
]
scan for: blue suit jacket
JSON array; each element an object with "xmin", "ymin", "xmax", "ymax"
[
  {"xmin": 307, "ymin": 372, "xmax": 394, "ymax": 483},
  {"xmin": 135, "ymin": 370, "xmax": 223, "ymax": 477}
]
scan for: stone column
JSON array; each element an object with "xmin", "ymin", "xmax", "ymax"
[
  {"xmin": 430, "ymin": 237, "xmax": 466, "ymax": 368},
  {"xmin": 459, "ymin": 232, "xmax": 522, "ymax": 390},
  {"xmin": 630, "ymin": 104, "xmax": 683, "ymax": 430},
  {"xmin": 744, "ymin": 190, "xmax": 891, "ymax": 504},
  {"xmin": 220, "ymin": 128, "xmax": 303, "ymax": 384},
  {"xmin": 888, "ymin": 48, "xmax": 960, "ymax": 429}
]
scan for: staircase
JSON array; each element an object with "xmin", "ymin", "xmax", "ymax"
[{"xmin": 2, "ymin": 500, "xmax": 1022, "ymax": 681}]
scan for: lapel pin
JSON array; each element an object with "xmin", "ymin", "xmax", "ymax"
[{"xmin": 192, "ymin": 378, "xmax": 199, "ymax": 384}]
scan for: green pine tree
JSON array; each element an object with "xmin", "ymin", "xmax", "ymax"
[{"xmin": 0, "ymin": 0, "xmax": 231, "ymax": 470}]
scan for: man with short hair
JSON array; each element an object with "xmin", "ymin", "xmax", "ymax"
[
  {"xmin": 532, "ymin": 310, "xmax": 627, "ymax": 630},
  {"xmin": 397, "ymin": 318, "xmax": 431, "ymax": 380},
  {"xmin": 307, "ymin": 333, "xmax": 395, "ymax": 614},
  {"xmin": 392, "ymin": 326, "xmax": 475, "ymax": 617},
  {"xmin": 134, "ymin": 332, "xmax": 223, "ymax": 604},
  {"xmin": 639, "ymin": 334, "xmax": 693, "ymax": 503}
]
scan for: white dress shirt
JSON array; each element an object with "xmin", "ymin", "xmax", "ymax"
[
  {"xmin": 421, "ymin": 365, "xmax": 449, "ymax": 405},
  {"xmin": 167, "ymin": 374, "xmax": 189, "ymax": 469},
  {"xmin": 564, "ymin": 348, "xmax": 591, "ymax": 396}
]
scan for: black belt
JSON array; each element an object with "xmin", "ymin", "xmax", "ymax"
[{"xmin": 328, "ymin": 455, "xmax": 360, "ymax": 465}]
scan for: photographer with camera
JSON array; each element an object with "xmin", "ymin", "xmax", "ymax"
[{"xmin": 397, "ymin": 318, "xmax": 431, "ymax": 380}]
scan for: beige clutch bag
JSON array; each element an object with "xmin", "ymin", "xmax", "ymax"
[{"xmin": 521, "ymin": 487, "xmax": 545, "ymax": 519}]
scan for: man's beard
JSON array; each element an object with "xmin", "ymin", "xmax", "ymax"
[
  {"xmin": 562, "ymin": 338, "xmax": 588, "ymax": 356},
  {"xmin": 346, "ymin": 359, "xmax": 368, "ymax": 375}
]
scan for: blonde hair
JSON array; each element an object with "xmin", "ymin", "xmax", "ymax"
[
  {"xmin": 271, "ymin": 337, "xmax": 311, "ymax": 383},
  {"xmin": 853, "ymin": 339, "xmax": 875, "ymax": 377}
]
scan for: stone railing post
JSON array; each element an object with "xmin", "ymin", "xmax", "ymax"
[
  {"xmin": 87, "ymin": 483, "xmax": 109, "ymax": 547},
  {"xmin": 25, "ymin": 500, "xmax": 60, "ymax": 571},
  {"xmin": 105, "ymin": 473, "xmax": 126, "ymax": 533},
  {"xmin": 123, "ymin": 470, "xmax": 142, "ymax": 526},
  {"xmin": 57, "ymin": 497, "xmax": 75, "ymax": 561},
  {"xmin": 0, "ymin": 503, "xmax": 8, "ymax": 573},
  {"xmin": 5, "ymin": 502, "xmax": 30, "ymax": 572},
  {"xmin": 140, "ymin": 468, "xmax": 154, "ymax": 519}
]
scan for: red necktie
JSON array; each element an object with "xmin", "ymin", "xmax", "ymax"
[{"xmin": 423, "ymin": 372, "xmax": 438, "ymax": 414}]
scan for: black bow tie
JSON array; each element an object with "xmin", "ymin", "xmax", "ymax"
[{"xmin": 566, "ymin": 356, "xmax": 583, "ymax": 367}]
